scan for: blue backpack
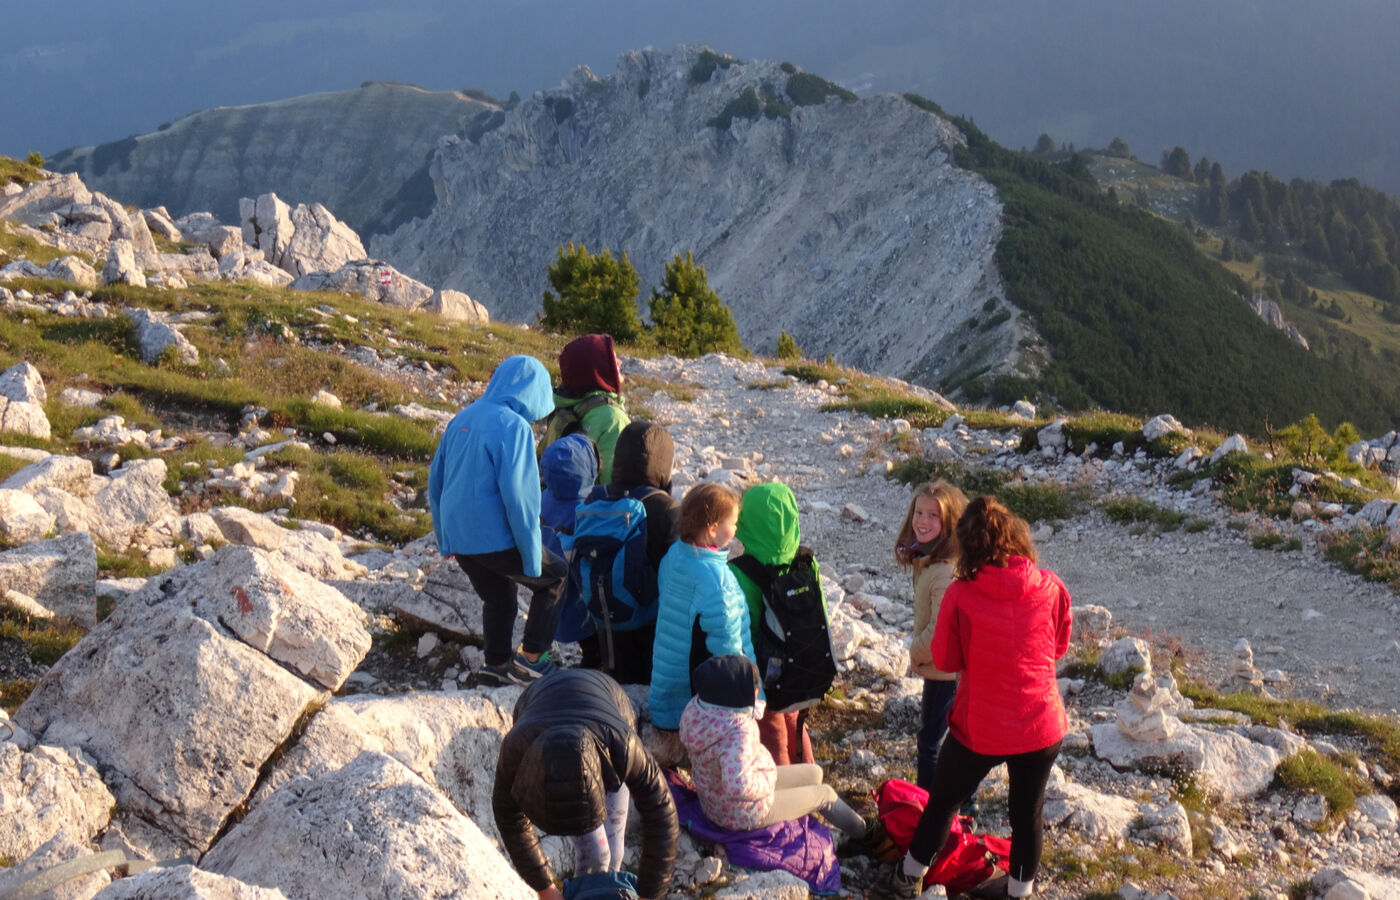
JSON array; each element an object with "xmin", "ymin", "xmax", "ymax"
[{"xmin": 566, "ymin": 485, "xmax": 663, "ymax": 644}]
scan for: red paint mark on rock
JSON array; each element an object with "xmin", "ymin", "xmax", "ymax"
[{"xmin": 232, "ymin": 585, "xmax": 254, "ymax": 615}]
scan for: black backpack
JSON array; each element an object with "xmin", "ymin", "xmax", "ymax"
[{"xmin": 730, "ymin": 548, "xmax": 837, "ymax": 713}]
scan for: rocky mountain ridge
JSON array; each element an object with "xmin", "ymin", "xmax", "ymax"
[
  {"xmin": 372, "ymin": 46, "xmax": 1025, "ymax": 389},
  {"xmin": 48, "ymin": 82, "xmax": 499, "ymax": 238}
]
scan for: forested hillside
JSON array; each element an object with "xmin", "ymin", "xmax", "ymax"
[{"xmin": 926, "ymin": 108, "xmax": 1400, "ymax": 434}]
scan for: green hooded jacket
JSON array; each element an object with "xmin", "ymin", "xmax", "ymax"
[{"xmin": 728, "ymin": 481, "xmax": 827, "ymax": 649}]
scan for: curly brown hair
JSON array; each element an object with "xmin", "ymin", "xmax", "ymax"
[
  {"xmin": 954, "ymin": 496, "xmax": 1036, "ymax": 579},
  {"xmin": 677, "ymin": 482, "xmax": 741, "ymax": 544}
]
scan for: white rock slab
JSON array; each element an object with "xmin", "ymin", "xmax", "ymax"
[{"xmin": 203, "ymin": 751, "xmax": 533, "ymax": 900}]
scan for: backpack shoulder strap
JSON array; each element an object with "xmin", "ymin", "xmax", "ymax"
[
  {"xmin": 729, "ymin": 554, "xmax": 771, "ymax": 589},
  {"xmin": 573, "ymin": 392, "xmax": 617, "ymax": 418}
]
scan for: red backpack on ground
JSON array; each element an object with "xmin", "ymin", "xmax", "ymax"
[{"xmin": 872, "ymin": 778, "xmax": 1011, "ymax": 893}]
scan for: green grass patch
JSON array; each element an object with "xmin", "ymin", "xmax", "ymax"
[
  {"xmin": 1323, "ymin": 526, "xmax": 1400, "ymax": 590},
  {"xmin": 1, "ymin": 679, "xmax": 37, "ymax": 715},
  {"xmin": 1251, "ymin": 532, "xmax": 1302, "ymax": 552},
  {"xmin": 1102, "ymin": 496, "xmax": 1187, "ymax": 532},
  {"xmin": 998, "ymin": 482, "xmax": 1089, "ymax": 523},
  {"xmin": 746, "ymin": 379, "xmax": 789, "ymax": 391},
  {"xmin": 0, "ymin": 610, "xmax": 86, "ymax": 667},
  {"xmin": 784, "ymin": 361, "xmax": 951, "ymax": 429},
  {"xmin": 95, "ymin": 546, "xmax": 168, "ymax": 579},
  {"xmin": 0, "ymin": 154, "xmax": 47, "ymax": 186},
  {"xmin": 1184, "ymin": 517, "xmax": 1213, "ymax": 533},
  {"xmin": 887, "ymin": 457, "xmax": 1084, "ymax": 522},
  {"xmin": 0, "ymin": 453, "xmax": 31, "ymax": 482},
  {"xmin": 1273, "ymin": 749, "xmax": 1370, "ymax": 823}
]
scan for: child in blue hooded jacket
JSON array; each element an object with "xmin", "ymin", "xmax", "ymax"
[
  {"xmin": 429, "ymin": 355, "xmax": 567, "ymax": 687},
  {"xmin": 540, "ymin": 432, "xmax": 599, "ymax": 646}
]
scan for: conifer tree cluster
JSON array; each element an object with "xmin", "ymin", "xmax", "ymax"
[{"xmin": 539, "ymin": 244, "xmax": 744, "ymax": 357}]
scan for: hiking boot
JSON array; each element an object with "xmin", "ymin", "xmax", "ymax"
[
  {"xmin": 477, "ymin": 658, "xmax": 536, "ymax": 687},
  {"xmin": 869, "ymin": 862, "xmax": 924, "ymax": 900}
]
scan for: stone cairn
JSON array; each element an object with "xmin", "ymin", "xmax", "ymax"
[
  {"xmin": 1115, "ymin": 668, "xmax": 1192, "ymax": 743},
  {"xmin": 1230, "ymin": 638, "xmax": 1267, "ymax": 694}
]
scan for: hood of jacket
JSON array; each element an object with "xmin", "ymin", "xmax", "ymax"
[
  {"xmin": 692, "ymin": 654, "xmax": 758, "ymax": 709},
  {"xmin": 541, "ymin": 433, "xmax": 598, "ymax": 501},
  {"xmin": 482, "ymin": 355, "xmax": 555, "ymax": 422},
  {"xmin": 609, "ymin": 421, "xmax": 674, "ymax": 492},
  {"xmin": 964, "ymin": 555, "xmax": 1041, "ymax": 598},
  {"xmin": 558, "ymin": 333, "xmax": 622, "ymax": 395},
  {"xmin": 735, "ymin": 482, "xmax": 800, "ymax": 566},
  {"xmin": 511, "ymin": 723, "xmax": 607, "ymax": 835}
]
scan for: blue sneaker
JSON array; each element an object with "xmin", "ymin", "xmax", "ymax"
[{"xmin": 515, "ymin": 650, "xmax": 557, "ymax": 678}]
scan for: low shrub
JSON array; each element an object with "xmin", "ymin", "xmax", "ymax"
[{"xmin": 1102, "ymin": 496, "xmax": 1187, "ymax": 532}]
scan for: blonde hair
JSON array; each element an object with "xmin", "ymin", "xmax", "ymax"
[
  {"xmin": 955, "ymin": 496, "xmax": 1037, "ymax": 580},
  {"xmin": 894, "ymin": 480, "xmax": 968, "ymax": 571},
  {"xmin": 678, "ymin": 482, "xmax": 741, "ymax": 544}
]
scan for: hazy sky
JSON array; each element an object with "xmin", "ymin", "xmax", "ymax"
[{"xmin": 5, "ymin": 0, "xmax": 1398, "ymax": 193}]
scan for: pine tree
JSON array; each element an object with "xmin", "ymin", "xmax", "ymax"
[
  {"xmin": 775, "ymin": 329, "xmax": 802, "ymax": 360},
  {"xmin": 539, "ymin": 243, "xmax": 643, "ymax": 341},
  {"xmin": 648, "ymin": 252, "xmax": 744, "ymax": 358}
]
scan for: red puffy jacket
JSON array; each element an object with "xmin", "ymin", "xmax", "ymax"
[{"xmin": 930, "ymin": 556, "xmax": 1072, "ymax": 756}]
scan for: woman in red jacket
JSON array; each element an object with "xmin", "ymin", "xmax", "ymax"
[{"xmin": 874, "ymin": 497, "xmax": 1071, "ymax": 900}]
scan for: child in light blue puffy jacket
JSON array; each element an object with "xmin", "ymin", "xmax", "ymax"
[{"xmin": 647, "ymin": 483, "xmax": 755, "ymax": 766}]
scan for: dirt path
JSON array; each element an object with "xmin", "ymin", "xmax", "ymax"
[{"xmin": 635, "ymin": 353, "xmax": 1400, "ymax": 722}]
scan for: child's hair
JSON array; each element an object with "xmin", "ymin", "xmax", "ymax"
[
  {"xmin": 677, "ymin": 482, "xmax": 741, "ymax": 544},
  {"xmin": 894, "ymin": 480, "xmax": 968, "ymax": 570},
  {"xmin": 955, "ymin": 496, "xmax": 1036, "ymax": 579}
]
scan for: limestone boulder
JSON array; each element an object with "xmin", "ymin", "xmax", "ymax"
[
  {"xmin": 1092, "ymin": 723, "xmax": 1281, "ymax": 801},
  {"xmin": 46, "ymin": 255, "xmax": 101, "ymax": 288},
  {"xmin": 1134, "ymin": 800, "xmax": 1192, "ymax": 856},
  {"xmin": 202, "ymin": 751, "xmax": 534, "ymax": 900},
  {"xmin": 0, "ymin": 487, "xmax": 56, "ymax": 544},
  {"xmin": 1311, "ymin": 868, "xmax": 1400, "ymax": 900},
  {"xmin": 0, "ymin": 172, "xmax": 92, "ymax": 225},
  {"xmin": 231, "ymin": 258, "xmax": 295, "ymax": 288},
  {"xmin": 0, "ymin": 359, "xmax": 46, "ymax": 404},
  {"xmin": 1143, "ymin": 414, "xmax": 1190, "ymax": 442},
  {"xmin": 205, "ymin": 225, "xmax": 244, "ymax": 260},
  {"xmin": 1100, "ymin": 635, "xmax": 1151, "ymax": 676},
  {"xmin": 714, "ymin": 869, "xmax": 810, "ymax": 899},
  {"xmin": 124, "ymin": 307, "xmax": 199, "ymax": 365},
  {"xmin": 256, "ymin": 692, "xmax": 514, "ymax": 840},
  {"xmin": 2, "ymin": 454, "xmax": 95, "ymax": 495},
  {"xmin": 0, "ymin": 830, "xmax": 112, "ymax": 900},
  {"xmin": 13, "ymin": 546, "xmax": 368, "ymax": 855},
  {"xmin": 89, "ymin": 459, "xmax": 178, "ymax": 551},
  {"xmin": 289, "ymin": 260, "xmax": 433, "ymax": 310},
  {"xmin": 271, "ymin": 529, "xmax": 368, "ymax": 580},
  {"xmin": 96, "ymin": 865, "xmax": 288, "ymax": 899},
  {"xmin": 0, "ymin": 742, "xmax": 115, "ymax": 862},
  {"xmin": 281, "ymin": 203, "xmax": 366, "ymax": 277},
  {"xmin": 424, "ymin": 288, "xmax": 489, "ymax": 323},
  {"xmin": 0, "ymin": 532, "xmax": 98, "ymax": 627},
  {"xmin": 1041, "ymin": 765, "xmax": 1136, "ymax": 842},
  {"xmin": 141, "ymin": 207, "xmax": 182, "ymax": 242},
  {"xmin": 1210, "ymin": 433, "xmax": 1249, "ymax": 464},
  {"xmin": 101, "ymin": 239, "xmax": 146, "ymax": 287},
  {"xmin": 392, "ymin": 558, "xmax": 491, "ymax": 642},
  {"xmin": 208, "ymin": 505, "xmax": 293, "ymax": 549}
]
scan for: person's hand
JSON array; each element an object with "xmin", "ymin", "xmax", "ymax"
[{"xmin": 537, "ymin": 887, "xmax": 564, "ymax": 900}]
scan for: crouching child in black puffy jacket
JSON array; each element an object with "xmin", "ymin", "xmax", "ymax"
[{"xmin": 493, "ymin": 668, "xmax": 679, "ymax": 900}]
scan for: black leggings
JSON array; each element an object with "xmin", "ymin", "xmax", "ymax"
[{"xmin": 908, "ymin": 734, "xmax": 1062, "ymax": 883}]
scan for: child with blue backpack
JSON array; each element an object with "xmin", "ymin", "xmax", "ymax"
[
  {"xmin": 540, "ymin": 433, "xmax": 600, "ymax": 649},
  {"xmin": 571, "ymin": 421, "xmax": 679, "ymax": 683}
]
